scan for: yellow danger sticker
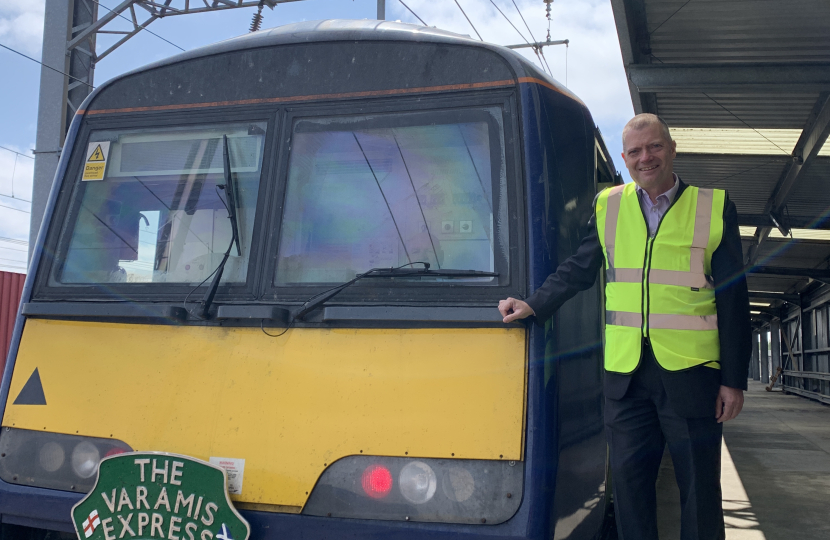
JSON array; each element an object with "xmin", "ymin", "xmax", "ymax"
[{"xmin": 82, "ymin": 141, "xmax": 110, "ymax": 181}]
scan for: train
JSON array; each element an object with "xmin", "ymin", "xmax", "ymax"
[{"xmin": 0, "ymin": 20, "xmax": 619, "ymax": 540}]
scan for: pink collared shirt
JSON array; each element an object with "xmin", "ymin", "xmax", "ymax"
[{"xmin": 635, "ymin": 173, "xmax": 680, "ymax": 237}]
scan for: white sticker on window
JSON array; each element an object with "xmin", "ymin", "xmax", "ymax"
[
  {"xmin": 209, "ymin": 457, "xmax": 246, "ymax": 494},
  {"xmin": 82, "ymin": 141, "xmax": 110, "ymax": 181}
]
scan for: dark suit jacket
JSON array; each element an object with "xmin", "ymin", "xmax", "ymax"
[{"xmin": 525, "ymin": 179, "xmax": 751, "ymax": 418}]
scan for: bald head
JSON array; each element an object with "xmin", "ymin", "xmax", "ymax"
[{"xmin": 622, "ymin": 114, "xmax": 672, "ymax": 151}]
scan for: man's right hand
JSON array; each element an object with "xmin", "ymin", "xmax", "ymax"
[{"xmin": 498, "ymin": 298, "xmax": 535, "ymax": 323}]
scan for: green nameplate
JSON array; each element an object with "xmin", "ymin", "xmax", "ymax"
[{"xmin": 71, "ymin": 452, "xmax": 250, "ymax": 540}]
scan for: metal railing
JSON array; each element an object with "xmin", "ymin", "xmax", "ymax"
[{"xmin": 781, "ymin": 369, "xmax": 830, "ymax": 405}]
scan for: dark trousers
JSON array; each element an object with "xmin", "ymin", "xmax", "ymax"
[{"xmin": 605, "ymin": 344, "xmax": 725, "ymax": 540}]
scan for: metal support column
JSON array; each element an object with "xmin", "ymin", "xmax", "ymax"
[
  {"xmin": 65, "ymin": 1, "xmax": 97, "ymax": 128},
  {"xmin": 377, "ymin": 0, "xmax": 385, "ymax": 19},
  {"xmin": 31, "ymin": 0, "xmax": 75, "ymax": 261},
  {"xmin": 751, "ymin": 330, "xmax": 760, "ymax": 381},
  {"xmin": 760, "ymin": 326, "xmax": 770, "ymax": 383},
  {"xmin": 770, "ymin": 319, "xmax": 782, "ymax": 386}
]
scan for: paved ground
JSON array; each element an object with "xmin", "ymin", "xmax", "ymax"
[{"xmin": 656, "ymin": 380, "xmax": 830, "ymax": 540}]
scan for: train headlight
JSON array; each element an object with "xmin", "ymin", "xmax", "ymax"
[
  {"xmin": 303, "ymin": 455, "xmax": 523, "ymax": 524},
  {"xmin": 71, "ymin": 441, "xmax": 101, "ymax": 478},
  {"xmin": 399, "ymin": 461, "xmax": 436, "ymax": 504},
  {"xmin": 0, "ymin": 427, "xmax": 132, "ymax": 492},
  {"xmin": 38, "ymin": 441, "xmax": 65, "ymax": 472},
  {"xmin": 442, "ymin": 466, "xmax": 475, "ymax": 502}
]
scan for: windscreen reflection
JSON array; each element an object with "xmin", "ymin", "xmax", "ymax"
[
  {"xmin": 276, "ymin": 110, "xmax": 505, "ymax": 284},
  {"xmin": 57, "ymin": 122, "xmax": 266, "ymax": 285}
]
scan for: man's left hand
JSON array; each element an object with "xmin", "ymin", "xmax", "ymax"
[{"xmin": 715, "ymin": 385, "xmax": 744, "ymax": 423}]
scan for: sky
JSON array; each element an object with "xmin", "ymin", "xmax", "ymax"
[{"xmin": 0, "ymin": 0, "xmax": 634, "ymax": 274}]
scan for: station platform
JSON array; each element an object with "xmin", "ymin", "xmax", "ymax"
[{"xmin": 655, "ymin": 380, "xmax": 830, "ymax": 539}]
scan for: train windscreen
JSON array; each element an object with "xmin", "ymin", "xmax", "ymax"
[
  {"xmin": 275, "ymin": 107, "xmax": 507, "ymax": 284},
  {"xmin": 54, "ymin": 122, "xmax": 266, "ymax": 285}
]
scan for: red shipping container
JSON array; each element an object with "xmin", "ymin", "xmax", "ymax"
[{"xmin": 0, "ymin": 271, "xmax": 25, "ymax": 376}]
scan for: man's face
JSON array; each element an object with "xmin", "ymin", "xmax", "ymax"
[{"xmin": 621, "ymin": 123, "xmax": 677, "ymax": 193}]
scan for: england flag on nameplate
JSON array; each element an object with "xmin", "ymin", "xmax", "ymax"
[{"xmin": 82, "ymin": 509, "xmax": 101, "ymax": 538}]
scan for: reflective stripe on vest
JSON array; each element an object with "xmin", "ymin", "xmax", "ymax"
[
  {"xmin": 606, "ymin": 311, "xmax": 717, "ymax": 331},
  {"xmin": 596, "ymin": 183, "xmax": 725, "ymax": 373}
]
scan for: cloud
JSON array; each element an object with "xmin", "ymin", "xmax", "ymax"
[
  {"xmin": 0, "ymin": 0, "xmax": 45, "ymax": 57},
  {"xmin": 389, "ymin": 0, "xmax": 633, "ymax": 176}
]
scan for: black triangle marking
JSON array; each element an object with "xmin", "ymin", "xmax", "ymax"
[{"xmin": 13, "ymin": 368, "xmax": 46, "ymax": 405}]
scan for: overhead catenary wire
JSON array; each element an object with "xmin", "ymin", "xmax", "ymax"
[
  {"xmin": 0, "ymin": 43, "xmax": 94, "ymax": 88},
  {"xmin": 544, "ymin": 0, "xmax": 567, "ymax": 86},
  {"xmin": 512, "ymin": 0, "xmax": 540, "ymax": 47},
  {"xmin": 0, "ymin": 203, "xmax": 30, "ymax": 214},
  {"xmin": 453, "ymin": 0, "xmax": 483, "ymax": 41},
  {"xmin": 90, "ymin": 0, "xmax": 185, "ymax": 52},
  {"xmin": 398, "ymin": 0, "xmax": 428, "ymax": 26},
  {"xmin": 509, "ymin": 0, "xmax": 550, "ymax": 76},
  {"xmin": 9, "ymin": 155, "xmax": 17, "ymax": 199},
  {"xmin": 0, "ymin": 145, "xmax": 33, "ymax": 160},
  {"xmin": 539, "ymin": 47, "xmax": 553, "ymax": 77},
  {"xmin": 0, "ymin": 193, "xmax": 32, "ymax": 204},
  {"xmin": 0, "ymin": 147, "xmax": 29, "ymax": 201},
  {"xmin": 490, "ymin": 0, "xmax": 529, "ymax": 44},
  {"xmin": 0, "ymin": 237, "xmax": 27, "ymax": 246},
  {"xmin": 490, "ymin": 0, "xmax": 549, "ymax": 76}
]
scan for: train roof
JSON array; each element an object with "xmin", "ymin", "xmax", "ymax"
[
  {"xmin": 146, "ymin": 19, "xmax": 517, "ymax": 67},
  {"xmin": 102, "ymin": 19, "xmax": 580, "ymax": 104}
]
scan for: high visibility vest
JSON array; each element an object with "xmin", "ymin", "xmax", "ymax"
[{"xmin": 595, "ymin": 183, "xmax": 726, "ymax": 373}]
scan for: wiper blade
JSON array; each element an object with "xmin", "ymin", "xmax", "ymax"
[
  {"xmin": 292, "ymin": 263, "xmax": 498, "ymax": 321},
  {"xmin": 198, "ymin": 135, "xmax": 242, "ymax": 318},
  {"xmin": 367, "ymin": 268, "xmax": 498, "ymax": 278},
  {"xmin": 221, "ymin": 135, "xmax": 242, "ymax": 257}
]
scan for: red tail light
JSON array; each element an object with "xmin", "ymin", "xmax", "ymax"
[{"xmin": 361, "ymin": 464, "xmax": 393, "ymax": 499}]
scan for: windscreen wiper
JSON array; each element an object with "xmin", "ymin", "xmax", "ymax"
[
  {"xmin": 221, "ymin": 135, "xmax": 242, "ymax": 256},
  {"xmin": 199, "ymin": 135, "xmax": 242, "ymax": 318},
  {"xmin": 292, "ymin": 263, "xmax": 499, "ymax": 321}
]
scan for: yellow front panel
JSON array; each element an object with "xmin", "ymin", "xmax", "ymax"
[{"xmin": 4, "ymin": 319, "xmax": 526, "ymax": 508}]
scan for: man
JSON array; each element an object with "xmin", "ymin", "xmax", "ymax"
[{"xmin": 498, "ymin": 114, "xmax": 750, "ymax": 540}]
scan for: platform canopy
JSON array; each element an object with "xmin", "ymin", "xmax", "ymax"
[{"xmin": 611, "ymin": 0, "xmax": 830, "ymax": 312}]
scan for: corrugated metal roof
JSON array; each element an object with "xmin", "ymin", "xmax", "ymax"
[
  {"xmin": 740, "ymin": 228, "xmax": 830, "ymax": 241},
  {"xmin": 671, "ymin": 127, "xmax": 816, "ymax": 156},
  {"xmin": 746, "ymin": 274, "xmax": 806, "ymax": 294},
  {"xmin": 670, "ymin": 128, "xmax": 830, "ymax": 156},
  {"xmin": 752, "ymin": 237, "xmax": 830, "ymax": 269},
  {"xmin": 782, "ymin": 158, "xmax": 830, "ymax": 222},
  {"xmin": 672, "ymin": 154, "xmax": 785, "ymax": 215},
  {"xmin": 645, "ymin": 0, "xmax": 830, "ymax": 64},
  {"xmin": 658, "ymin": 93, "xmax": 819, "ymax": 129}
]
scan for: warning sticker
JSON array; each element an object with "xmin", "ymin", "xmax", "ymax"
[
  {"xmin": 82, "ymin": 141, "xmax": 110, "ymax": 181},
  {"xmin": 209, "ymin": 456, "xmax": 246, "ymax": 494}
]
